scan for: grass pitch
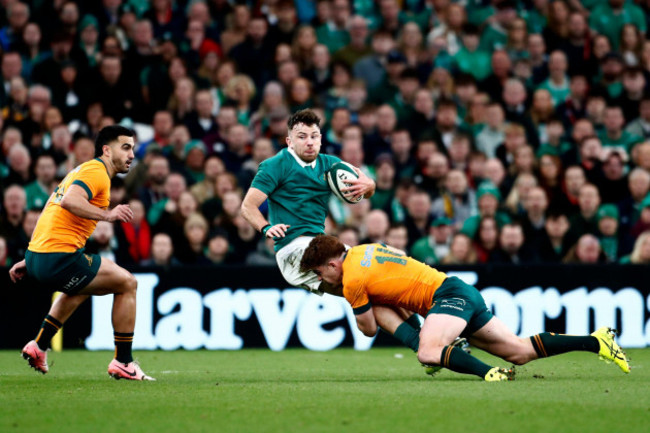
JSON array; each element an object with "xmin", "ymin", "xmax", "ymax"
[{"xmin": 0, "ymin": 348, "xmax": 648, "ymax": 433}]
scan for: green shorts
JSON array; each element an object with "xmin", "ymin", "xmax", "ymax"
[
  {"xmin": 25, "ymin": 248, "xmax": 101, "ymax": 294},
  {"xmin": 428, "ymin": 276, "xmax": 493, "ymax": 336}
]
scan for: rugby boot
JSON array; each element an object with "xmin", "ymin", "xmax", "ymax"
[
  {"xmin": 591, "ymin": 327, "xmax": 630, "ymax": 373},
  {"xmin": 108, "ymin": 359, "xmax": 156, "ymax": 381},
  {"xmin": 21, "ymin": 340, "xmax": 48, "ymax": 374}
]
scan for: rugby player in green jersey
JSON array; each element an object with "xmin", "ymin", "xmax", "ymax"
[
  {"xmin": 242, "ymin": 109, "xmax": 432, "ymax": 359},
  {"xmin": 241, "ymin": 109, "xmax": 375, "ymax": 294}
]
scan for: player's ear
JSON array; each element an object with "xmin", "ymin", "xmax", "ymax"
[{"xmin": 285, "ymin": 135, "xmax": 292, "ymax": 148}]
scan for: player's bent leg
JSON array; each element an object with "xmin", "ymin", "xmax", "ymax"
[
  {"xmin": 373, "ymin": 305, "xmax": 420, "ymax": 352},
  {"xmin": 373, "ymin": 305, "xmax": 408, "ymax": 334},
  {"xmin": 48, "ymin": 293, "xmax": 91, "ymax": 324},
  {"xmin": 276, "ymin": 237, "xmax": 325, "ymax": 295},
  {"xmin": 469, "ymin": 317, "xmax": 537, "ymax": 365},
  {"xmin": 423, "ymin": 337, "xmax": 471, "ymax": 377},
  {"xmin": 77, "ymin": 257, "xmax": 135, "ymax": 296},
  {"xmin": 419, "ymin": 314, "xmax": 512, "ymax": 380},
  {"xmin": 77, "ymin": 258, "xmax": 137, "ymax": 332},
  {"xmin": 75, "ymin": 258, "xmax": 154, "ymax": 380},
  {"xmin": 417, "ymin": 313, "xmax": 467, "ymax": 365}
]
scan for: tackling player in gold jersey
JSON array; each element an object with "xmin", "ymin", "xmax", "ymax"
[{"xmin": 301, "ymin": 235, "xmax": 630, "ymax": 381}]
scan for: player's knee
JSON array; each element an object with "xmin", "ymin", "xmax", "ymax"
[
  {"xmin": 359, "ymin": 323, "xmax": 377, "ymax": 337},
  {"xmin": 504, "ymin": 339, "xmax": 535, "ymax": 365},
  {"xmin": 504, "ymin": 354, "xmax": 527, "ymax": 365},
  {"xmin": 417, "ymin": 346, "xmax": 442, "ymax": 365},
  {"xmin": 123, "ymin": 273, "xmax": 137, "ymax": 293}
]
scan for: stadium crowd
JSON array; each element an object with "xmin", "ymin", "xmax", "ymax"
[{"xmin": 2, "ymin": 0, "xmax": 650, "ymax": 268}]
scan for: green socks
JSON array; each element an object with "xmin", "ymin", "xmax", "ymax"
[
  {"xmin": 35, "ymin": 315, "xmax": 62, "ymax": 350},
  {"xmin": 440, "ymin": 345, "xmax": 493, "ymax": 378},
  {"xmin": 393, "ymin": 322, "xmax": 420, "ymax": 352},
  {"xmin": 530, "ymin": 332, "xmax": 600, "ymax": 358},
  {"xmin": 406, "ymin": 314, "xmax": 421, "ymax": 331}
]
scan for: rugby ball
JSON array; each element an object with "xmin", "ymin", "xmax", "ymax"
[{"xmin": 327, "ymin": 161, "xmax": 363, "ymax": 204}]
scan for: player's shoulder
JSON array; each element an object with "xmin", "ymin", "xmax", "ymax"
[
  {"xmin": 344, "ymin": 244, "xmax": 377, "ymax": 265},
  {"xmin": 342, "ymin": 264, "xmax": 365, "ymax": 290},
  {"xmin": 318, "ymin": 153, "xmax": 341, "ymax": 168},
  {"xmin": 268, "ymin": 148, "xmax": 291, "ymax": 163},
  {"xmin": 347, "ymin": 244, "xmax": 370, "ymax": 256},
  {"xmin": 259, "ymin": 148, "xmax": 290, "ymax": 170},
  {"xmin": 75, "ymin": 158, "xmax": 110, "ymax": 186},
  {"xmin": 78, "ymin": 158, "xmax": 108, "ymax": 174}
]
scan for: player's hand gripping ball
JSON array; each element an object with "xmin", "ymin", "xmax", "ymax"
[{"xmin": 327, "ymin": 161, "xmax": 363, "ymax": 204}]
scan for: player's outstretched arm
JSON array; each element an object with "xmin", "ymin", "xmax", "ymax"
[
  {"xmin": 61, "ymin": 185, "xmax": 133, "ymax": 222},
  {"xmin": 340, "ymin": 166, "xmax": 376, "ymax": 199},
  {"xmin": 241, "ymin": 187, "xmax": 290, "ymax": 238}
]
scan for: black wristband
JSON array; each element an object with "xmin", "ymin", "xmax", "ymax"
[{"xmin": 261, "ymin": 224, "xmax": 271, "ymax": 235}]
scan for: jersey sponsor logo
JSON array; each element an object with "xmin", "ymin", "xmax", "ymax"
[
  {"xmin": 84, "ymin": 254, "xmax": 93, "ymax": 267},
  {"xmin": 440, "ymin": 298, "xmax": 467, "ymax": 311},
  {"xmin": 63, "ymin": 275, "xmax": 87, "ymax": 291},
  {"xmin": 360, "ymin": 245, "xmax": 374, "ymax": 267}
]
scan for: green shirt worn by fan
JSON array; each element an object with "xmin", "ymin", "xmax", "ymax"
[{"xmin": 251, "ymin": 147, "xmax": 341, "ymax": 251}]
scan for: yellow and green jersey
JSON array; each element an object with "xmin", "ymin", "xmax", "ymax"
[
  {"xmin": 29, "ymin": 158, "xmax": 110, "ymax": 253},
  {"xmin": 342, "ymin": 244, "xmax": 448, "ymax": 316}
]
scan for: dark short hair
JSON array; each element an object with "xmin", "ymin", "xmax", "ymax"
[
  {"xmin": 623, "ymin": 66, "xmax": 644, "ymax": 77},
  {"xmin": 462, "ymin": 23, "xmax": 480, "ymax": 36},
  {"xmin": 287, "ymin": 109, "xmax": 321, "ymax": 131},
  {"xmin": 437, "ymin": 98, "xmax": 457, "ymax": 111},
  {"xmin": 300, "ymin": 235, "xmax": 346, "ymax": 273},
  {"xmin": 95, "ymin": 125, "xmax": 135, "ymax": 157},
  {"xmin": 502, "ymin": 222, "xmax": 524, "ymax": 233},
  {"xmin": 454, "ymin": 73, "xmax": 476, "ymax": 87},
  {"xmin": 545, "ymin": 209, "xmax": 568, "ymax": 220},
  {"xmin": 579, "ymin": 134, "xmax": 600, "ymax": 148},
  {"xmin": 387, "ymin": 223, "xmax": 407, "ymax": 233},
  {"xmin": 399, "ymin": 67, "xmax": 420, "ymax": 81}
]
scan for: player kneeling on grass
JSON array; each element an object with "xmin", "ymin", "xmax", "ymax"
[{"xmin": 300, "ymin": 235, "xmax": 631, "ymax": 381}]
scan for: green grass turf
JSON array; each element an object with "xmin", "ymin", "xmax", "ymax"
[{"xmin": 0, "ymin": 348, "xmax": 648, "ymax": 433}]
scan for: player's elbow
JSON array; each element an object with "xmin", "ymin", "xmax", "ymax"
[
  {"xmin": 59, "ymin": 194, "xmax": 73, "ymax": 211},
  {"xmin": 240, "ymin": 201, "xmax": 252, "ymax": 219}
]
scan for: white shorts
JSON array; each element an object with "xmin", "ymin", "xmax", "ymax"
[{"xmin": 275, "ymin": 236, "xmax": 323, "ymax": 295}]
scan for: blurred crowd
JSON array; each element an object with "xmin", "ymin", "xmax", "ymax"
[{"xmin": 2, "ymin": 0, "xmax": 650, "ymax": 268}]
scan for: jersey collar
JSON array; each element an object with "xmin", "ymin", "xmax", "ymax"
[
  {"xmin": 287, "ymin": 147, "xmax": 317, "ymax": 168},
  {"xmin": 94, "ymin": 157, "xmax": 110, "ymax": 175}
]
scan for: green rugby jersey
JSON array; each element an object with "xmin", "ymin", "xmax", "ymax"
[{"xmin": 251, "ymin": 148, "xmax": 341, "ymax": 251}]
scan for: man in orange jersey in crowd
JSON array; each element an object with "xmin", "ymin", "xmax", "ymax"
[
  {"xmin": 300, "ymin": 235, "xmax": 631, "ymax": 381},
  {"xmin": 9, "ymin": 125, "xmax": 155, "ymax": 381}
]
